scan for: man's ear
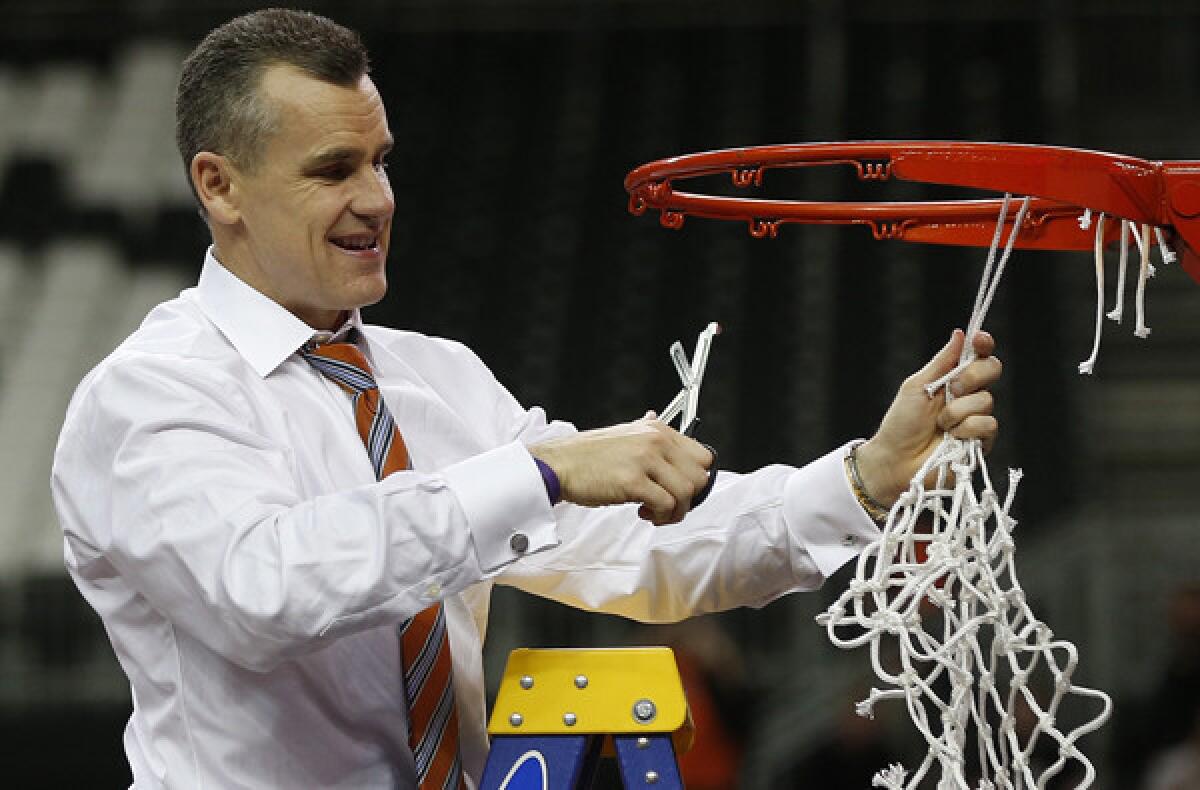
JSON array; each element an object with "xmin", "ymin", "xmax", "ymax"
[{"xmin": 191, "ymin": 152, "xmax": 240, "ymax": 226}]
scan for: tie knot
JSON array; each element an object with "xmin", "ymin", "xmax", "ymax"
[{"xmin": 301, "ymin": 342, "xmax": 377, "ymax": 395}]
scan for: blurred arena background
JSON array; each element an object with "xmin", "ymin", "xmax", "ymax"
[{"xmin": 0, "ymin": 0, "xmax": 1197, "ymax": 786}]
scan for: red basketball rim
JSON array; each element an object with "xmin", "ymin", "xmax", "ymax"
[{"xmin": 624, "ymin": 141, "xmax": 1200, "ymax": 282}]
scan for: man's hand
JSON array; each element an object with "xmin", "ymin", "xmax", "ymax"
[
  {"xmin": 529, "ymin": 415, "xmax": 715, "ymax": 526},
  {"xmin": 854, "ymin": 329, "xmax": 1002, "ymax": 507}
]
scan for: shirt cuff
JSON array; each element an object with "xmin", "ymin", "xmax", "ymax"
[
  {"xmin": 783, "ymin": 440, "xmax": 882, "ymax": 579},
  {"xmin": 440, "ymin": 441, "xmax": 560, "ymax": 573}
]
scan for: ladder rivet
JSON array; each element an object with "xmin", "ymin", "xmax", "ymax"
[
  {"xmin": 574, "ymin": 674, "xmax": 589, "ymax": 689},
  {"xmin": 632, "ymin": 698, "xmax": 657, "ymax": 724},
  {"xmin": 563, "ymin": 712, "xmax": 577, "ymax": 726},
  {"xmin": 645, "ymin": 770, "xmax": 660, "ymax": 784},
  {"xmin": 519, "ymin": 675, "xmax": 534, "ymax": 690},
  {"xmin": 509, "ymin": 712, "xmax": 523, "ymax": 727}
]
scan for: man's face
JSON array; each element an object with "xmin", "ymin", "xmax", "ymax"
[{"xmin": 226, "ymin": 64, "xmax": 395, "ymax": 329}]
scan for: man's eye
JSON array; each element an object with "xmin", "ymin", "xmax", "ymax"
[{"xmin": 314, "ymin": 165, "xmax": 352, "ymax": 181}]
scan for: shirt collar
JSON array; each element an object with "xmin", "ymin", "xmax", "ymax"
[
  {"xmin": 194, "ymin": 247, "xmax": 365, "ymax": 378},
  {"xmin": 305, "ymin": 315, "xmax": 358, "ymax": 350}
]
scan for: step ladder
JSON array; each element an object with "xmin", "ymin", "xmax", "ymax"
[{"xmin": 480, "ymin": 647, "xmax": 693, "ymax": 789}]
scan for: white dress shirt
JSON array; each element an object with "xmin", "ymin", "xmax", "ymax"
[{"xmin": 51, "ymin": 249, "xmax": 880, "ymax": 789}]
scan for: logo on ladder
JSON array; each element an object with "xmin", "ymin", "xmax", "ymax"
[{"xmin": 496, "ymin": 750, "xmax": 548, "ymax": 790}]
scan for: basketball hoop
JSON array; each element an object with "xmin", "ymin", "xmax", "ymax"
[
  {"xmin": 625, "ymin": 141, "xmax": 1200, "ymax": 282},
  {"xmin": 622, "ymin": 142, "xmax": 1147, "ymax": 789}
]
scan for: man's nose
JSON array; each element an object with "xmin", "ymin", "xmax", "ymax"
[{"xmin": 351, "ymin": 167, "xmax": 394, "ymax": 220}]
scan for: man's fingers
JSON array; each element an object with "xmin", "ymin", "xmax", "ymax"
[
  {"xmin": 938, "ymin": 391, "xmax": 994, "ymax": 432},
  {"xmin": 910, "ymin": 329, "xmax": 998, "ymax": 392},
  {"xmin": 681, "ymin": 435, "xmax": 715, "ymax": 468},
  {"xmin": 948, "ymin": 414, "xmax": 999, "ymax": 443},
  {"xmin": 638, "ymin": 477, "xmax": 691, "ymax": 526},
  {"xmin": 646, "ymin": 441, "xmax": 713, "ymax": 523},
  {"xmin": 970, "ymin": 330, "xmax": 995, "ymax": 359},
  {"xmin": 647, "ymin": 459, "xmax": 694, "ymax": 508},
  {"xmin": 951, "ymin": 356, "xmax": 1002, "ymax": 396},
  {"xmin": 634, "ymin": 478, "xmax": 677, "ymax": 525},
  {"xmin": 651, "ymin": 418, "xmax": 714, "ymax": 471}
]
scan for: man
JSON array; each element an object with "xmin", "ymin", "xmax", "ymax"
[{"xmin": 51, "ymin": 9, "xmax": 1001, "ymax": 789}]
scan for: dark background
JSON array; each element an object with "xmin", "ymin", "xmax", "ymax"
[{"xmin": 1, "ymin": 1, "xmax": 1198, "ymax": 787}]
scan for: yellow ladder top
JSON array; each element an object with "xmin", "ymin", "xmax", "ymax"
[{"xmin": 488, "ymin": 647, "xmax": 693, "ymax": 750}]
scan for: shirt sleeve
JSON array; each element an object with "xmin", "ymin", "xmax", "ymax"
[
  {"xmin": 497, "ymin": 439, "xmax": 881, "ymax": 623},
  {"xmin": 430, "ymin": 337, "xmax": 883, "ymax": 623},
  {"xmin": 51, "ymin": 353, "xmax": 556, "ymax": 672}
]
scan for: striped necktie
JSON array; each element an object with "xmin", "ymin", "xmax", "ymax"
[{"xmin": 302, "ymin": 339, "xmax": 466, "ymax": 790}]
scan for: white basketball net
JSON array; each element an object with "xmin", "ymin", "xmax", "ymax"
[{"xmin": 814, "ymin": 194, "xmax": 1165, "ymax": 789}]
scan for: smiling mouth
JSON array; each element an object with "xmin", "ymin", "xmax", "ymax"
[{"xmin": 330, "ymin": 233, "xmax": 380, "ymax": 253}]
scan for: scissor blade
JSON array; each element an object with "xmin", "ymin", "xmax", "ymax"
[
  {"xmin": 690, "ymin": 322, "xmax": 719, "ymax": 386},
  {"xmin": 670, "ymin": 341, "xmax": 693, "ymax": 387},
  {"xmin": 681, "ymin": 388, "xmax": 700, "ymax": 434},
  {"xmin": 660, "ymin": 388, "xmax": 687, "ymax": 427}
]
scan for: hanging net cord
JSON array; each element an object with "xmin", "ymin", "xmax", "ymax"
[
  {"xmin": 1078, "ymin": 213, "xmax": 1173, "ymax": 374},
  {"xmin": 817, "ymin": 195, "xmax": 1113, "ymax": 790}
]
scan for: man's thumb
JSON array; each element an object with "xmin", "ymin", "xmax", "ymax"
[{"xmin": 914, "ymin": 328, "xmax": 966, "ymax": 386}]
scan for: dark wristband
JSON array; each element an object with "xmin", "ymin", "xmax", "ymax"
[{"xmin": 533, "ymin": 457, "xmax": 561, "ymax": 505}]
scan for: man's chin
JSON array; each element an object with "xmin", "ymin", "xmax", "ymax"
[{"xmin": 354, "ymin": 276, "xmax": 388, "ymax": 310}]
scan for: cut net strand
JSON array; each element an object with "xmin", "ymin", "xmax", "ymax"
[
  {"xmin": 1079, "ymin": 216, "xmax": 1166, "ymax": 374},
  {"xmin": 924, "ymin": 195, "xmax": 1030, "ymax": 399}
]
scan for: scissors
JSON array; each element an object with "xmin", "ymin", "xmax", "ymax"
[{"xmin": 658, "ymin": 321, "xmax": 721, "ymax": 507}]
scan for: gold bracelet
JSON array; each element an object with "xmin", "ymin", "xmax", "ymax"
[{"xmin": 845, "ymin": 442, "xmax": 890, "ymax": 524}]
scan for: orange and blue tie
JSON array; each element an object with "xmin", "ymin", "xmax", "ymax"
[{"xmin": 302, "ymin": 339, "xmax": 466, "ymax": 790}]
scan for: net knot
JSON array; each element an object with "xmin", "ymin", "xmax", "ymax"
[
  {"xmin": 979, "ymin": 489, "xmax": 998, "ymax": 511},
  {"xmin": 878, "ymin": 610, "xmax": 910, "ymax": 635},
  {"xmin": 855, "ymin": 689, "xmax": 883, "ymax": 719},
  {"xmin": 993, "ymin": 632, "xmax": 1018, "ymax": 655},
  {"xmin": 925, "ymin": 588, "xmax": 951, "ymax": 610},
  {"xmin": 924, "ymin": 540, "xmax": 953, "ymax": 566},
  {"xmin": 1155, "ymin": 227, "xmax": 1177, "ymax": 263},
  {"xmin": 871, "ymin": 763, "xmax": 908, "ymax": 789},
  {"xmin": 1059, "ymin": 742, "xmax": 1083, "ymax": 760},
  {"xmin": 847, "ymin": 578, "xmax": 874, "ymax": 596}
]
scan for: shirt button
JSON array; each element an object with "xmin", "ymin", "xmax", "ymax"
[
  {"xmin": 510, "ymin": 533, "xmax": 530, "ymax": 554},
  {"xmin": 426, "ymin": 583, "xmax": 442, "ymax": 598}
]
